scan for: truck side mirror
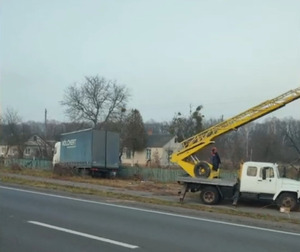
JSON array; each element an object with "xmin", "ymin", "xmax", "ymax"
[{"xmin": 262, "ymin": 168, "xmax": 266, "ymax": 180}]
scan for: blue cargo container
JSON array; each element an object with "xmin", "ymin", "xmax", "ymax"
[{"xmin": 53, "ymin": 128, "xmax": 120, "ymax": 176}]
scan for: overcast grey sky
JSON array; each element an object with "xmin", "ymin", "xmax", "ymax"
[{"xmin": 1, "ymin": 0, "xmax": 300, "ymax": 123}]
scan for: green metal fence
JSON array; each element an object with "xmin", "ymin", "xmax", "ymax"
[
  {"xmin": 118, "ymin": 166, "xmax": 238, "ymax": 182},
  {"xmin": 2, "ymin": 158, "xmax": 52, "ymax": 170},
  {"xmin": 118, "ymin": 166, "xmax": 187, "ymax": 182},
  {"xmin": 1, "ymin": 158, "xmax": 238, "ymax": 182}
]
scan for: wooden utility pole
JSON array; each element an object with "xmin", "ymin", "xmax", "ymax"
[{"xmin": 44, "ymin": 109, "xmax": 47, "ymax": 138}]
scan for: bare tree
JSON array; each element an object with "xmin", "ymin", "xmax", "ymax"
[
  {"xmin": 282, "ymin": 118, "xmax": 300, "ymax": 160},
  {"xmin": 3, "ymin": 108, "xmax": 22, "ymax": 142},
  {"xmin": 2, "ymin": 108, "xmax": 23, "ymax": 157},
  {"xmin": 169, "ymin": 105, "xmax": 204, "ymax": 142},
  {"xmin": 61, "ymin": 75, "xmax": 130, "ymax": 128}
]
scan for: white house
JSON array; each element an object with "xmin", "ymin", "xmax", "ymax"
[
  {"xmin": 0, "ymin": 145, "xmax": 19, "ymax": 158},
  {"xmin": 23, "ymin": 135, "xmax": 53, "ymax": 159},
  {"xmin": 121, "ymin": 134, "xmax": 181, "ymax": 167}
]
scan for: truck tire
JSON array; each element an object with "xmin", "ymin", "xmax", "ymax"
[
  {"xmin": 106, "ymin": 171, "xmax": 117, "ymax": 179},
  {"xmin": 200, "ymin": 186, "xmax": 220, "ymax": 205},
  {"xmin": 276, "ymin": 193, "xmax": 298, "ymax": 211},
  {"xmin": 79, "ymin": 168, "xmax": 90, "ymax": 176},
  {"xmin": 194, "ymin": 162, "xmax": 211, "ymax": 178}
]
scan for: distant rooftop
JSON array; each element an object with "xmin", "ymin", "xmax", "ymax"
[{"xmin": 147, "ymin": 134, "xmax": 174, "ymax": 148}]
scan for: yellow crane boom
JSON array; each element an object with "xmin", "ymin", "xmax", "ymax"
[{"xmin": 171, "ymin": 87, "xmax": 300, "ymax": 178}]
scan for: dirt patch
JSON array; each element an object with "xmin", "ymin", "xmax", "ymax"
[
  {"xmin": 123, "ymin": 180, "xmax": 179, "ymax": 196},
  {"xmin": 50, "ymin": 172, "xmax": 180, "ymax": 196}
]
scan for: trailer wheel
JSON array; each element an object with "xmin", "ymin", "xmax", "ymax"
[
  {"xmin": 194, "ymin": 162, "xmax": 211, "ymax": 178},
  {"xmin": 200, "ymin": 186, "xmax": 220, "ymax": 205},
  {"xmin": 107, "ymin": 171, "xmax": 117, "ymax": 179},
  {"xmin": 276, "ymin": 193, "xmax": 298, "ymax": 211},
  {"xmin": 79, "ymin": 168, "xmax": 90, "ymax": 176}
]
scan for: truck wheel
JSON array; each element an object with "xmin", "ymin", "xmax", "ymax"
[
  {"xmin": 200, "ymin": 186, "xmax": 220, "ymax": 205},
  {"xmin": 107, "ymin": 171, "xmax": 117, "ymax": 179},
  {"xmin": 194, "ymin": 162, "xmax": 211, "ymax": 178},
  {"xmin": 79, "ymin": 168, "xmax": 90, "ymax": 176},
  {"xmin": 276, "ymin": 193, "xmax": 298, "ymax": 211}
]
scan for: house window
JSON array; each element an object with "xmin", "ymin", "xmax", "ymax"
[
  {"xmin": 146, "ymin": 148, "xmax": 151, "ymax": 160},
  {"xmin": 125, "ymin": 149, "xmax": 131, "ymax": 159},
  {"xmin": 167, "ymin": 150, "xmax": 173, "ymax": 162},
  {"xmin": 25, "ymin": 148, "xmax": 31, "ymax": 155},
  {"xmin": 1, "ymin": 147, "xmax": 6, "ymax": 155},
  {"xmin": 12, "ymin": 148, "xmax": 18, "ymax": 156}
]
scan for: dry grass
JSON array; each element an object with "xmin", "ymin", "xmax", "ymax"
[
  {"xmin": 0, "ymin": 166, "xmax": 179, "ymax": 195},
  {"xmin": 1, "ymin": 166, "xmax": 300, "ymax": 226}
]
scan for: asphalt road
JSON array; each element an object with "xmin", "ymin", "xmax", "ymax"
[{"xmin": 1, "ymin": 185, "xmax": 300, "ymax": 252}]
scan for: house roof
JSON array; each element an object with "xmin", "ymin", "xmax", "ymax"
[
  {"xmin": 147, "ymin": 134, "xmax": 175, "ymax": 148},
  {"xmin": 25, "ymin": 135, "xmax": 51, "ymax": 147}
]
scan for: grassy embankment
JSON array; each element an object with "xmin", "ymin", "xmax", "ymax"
[{"xmin": 0, "ymin": 166, "xmax": 299, "ymax": 225}]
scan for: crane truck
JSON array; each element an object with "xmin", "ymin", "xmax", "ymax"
[{"xmin": 171, "ymin": 87, "xmax": 300, "ymax": 210}]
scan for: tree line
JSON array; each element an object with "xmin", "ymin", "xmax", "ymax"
[{"xmin": 1, "ymin": 75, "xmax": 299, "ymax": 171}]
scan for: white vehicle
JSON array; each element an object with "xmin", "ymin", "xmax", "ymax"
[
  {"xmin": 178, "ymin": 161, "xmax": 300, "ymax": 211},
  {"xmin": 52, "ymin": 142, "xmax": 61, "ymax": 168}
]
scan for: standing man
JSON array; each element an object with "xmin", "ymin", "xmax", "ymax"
[{"xmin": 211, "ymin": 147, "xmax": 221, "ymax": 171}]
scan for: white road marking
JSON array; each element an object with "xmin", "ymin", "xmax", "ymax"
[
  {"xmin": 28, "ymin": 221, "xmax": 139, "ymax": 249},
  {"xmin": 1, "ymin": 185, "xmax": 300, "ymax": 237}
]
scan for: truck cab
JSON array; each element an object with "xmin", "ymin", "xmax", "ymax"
[
  {"xmin": 239, "ymin": 162, "xmax": 300, "ymax": 210},
  {"xmin": 52, "ymin": 142, "xmax": 61, "ymax": 168},
  {"xmin": 177, "ymin": 161, "xmax": 300, "ymax": 211}
]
